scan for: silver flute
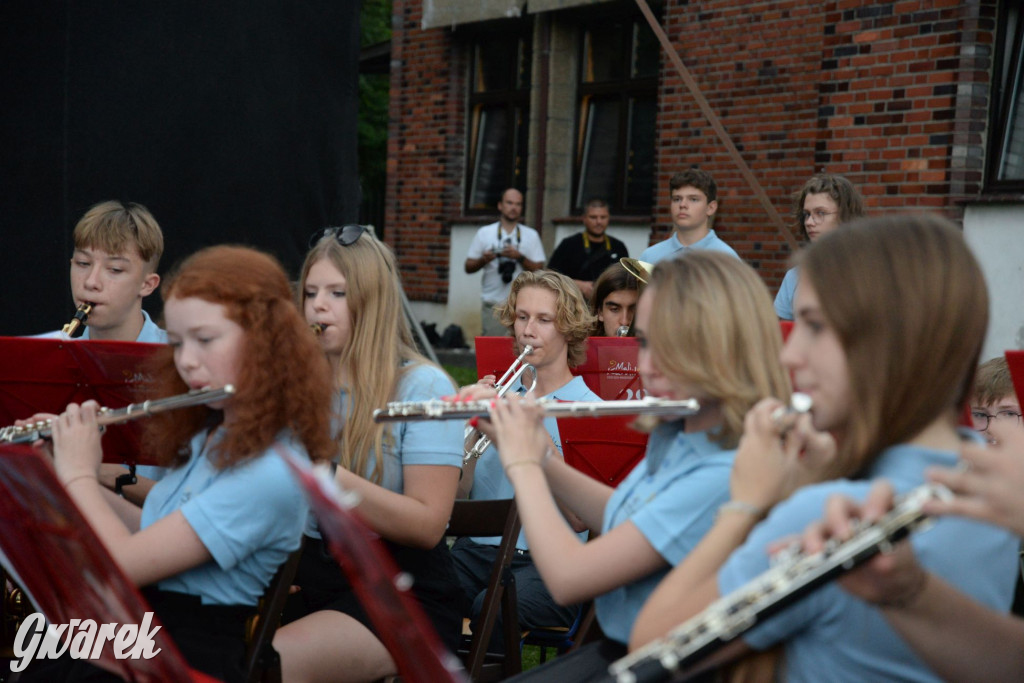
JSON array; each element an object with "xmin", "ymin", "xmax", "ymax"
[
  {"xmin": 375, "ymin": 396, "xmax": 700, "ymax": 423},
  {"xmin": 0, "ymin": 386, "xmax": 235, "ymax": 444},
  {"xmin": 601, "ymin": 482, "xmax": 953, "ymax": 683}
]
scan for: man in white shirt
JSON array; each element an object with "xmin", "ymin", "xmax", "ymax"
[{"xmin": 464, "ymin": 188, "xmax": 545, "ymax": 336}]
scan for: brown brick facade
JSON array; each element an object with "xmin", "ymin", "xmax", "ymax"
[{"xmin": 387, "ymin": 0, "xmax": 998, "ymax": 302}]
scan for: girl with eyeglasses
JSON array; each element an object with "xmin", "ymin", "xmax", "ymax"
[
  {"xmin": 969, "ymin": 356, "xmax": 1023, "ymax": 446},
  {"xmin": 774, "ymin": 173, "xmax": 865, "ymax": 321},
  {"xmin": 630, "ymin": 214, "xmax": 1019, "ymax": 682},
  {"xmin": 274, "ymin": 226, "xmax": 463, "ymax": 683},
  {"xmin": 20, "ymin": 246, "xmax": 335, "ymax": 682}
]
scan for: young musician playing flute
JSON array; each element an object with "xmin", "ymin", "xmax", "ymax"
[
  {"xmin": 629, "ymin": 214, "xmax": 1019, "ymax": 681},
  {"xmin": 274, "ymin": 226, "xmax": 464, "ymax": 683},
  {"xmin": 19, "ymin": 245, "xmax": 335, "ymax": 681},
  {"xmin": 794, "ymin": 358, "xmax": 1024, "ymax": 680},
  {"xmin": 480, "ymin": 252, "xmax": 793, "ymax": 679}
]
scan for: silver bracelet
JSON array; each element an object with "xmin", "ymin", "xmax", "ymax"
[{"xmin": 716, "ymin": 500, "xmax": 765, "ymax": 521}]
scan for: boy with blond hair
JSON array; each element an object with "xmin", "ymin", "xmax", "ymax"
[{"xmin": 39, "ymin": 200, "xmax": 166, "ymax": 342}]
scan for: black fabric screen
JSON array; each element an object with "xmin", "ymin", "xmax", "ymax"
[{"xmin": 0, "ymin": 1, "xmax": 360, "ymax": 335}]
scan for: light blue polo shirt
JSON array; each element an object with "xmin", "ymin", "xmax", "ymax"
[
  {"xmin": 36, "ymin": 309, "xmax": 168, "ymax": 344},
  {"xmin": 596, "ymin": 425, "xmax": 735, "ymax": 644},
  {"xmin": 638, "ymin": 229, "xmax": 740, "ymax": 264},
  {"xmin": 773, "ymin": 267, "xmax": 800, "ymax": 321},
  {"xmin": 305, "ymin": 363, "xmax": 461, "ymax": 538},
  {"xmin": 143, "ymin": 429, "xmax": 310, "ymax": 606},
  {"xmin": 718, "ymin": 441, "xmax": 1020, "ymax": 682},
  {"xmin": 469, "ymin": 374, "xmax": 599, "ymax": 550},
  {"xmin": 341, "ymin": 363, "xmax": 462, "ymax": 493}
]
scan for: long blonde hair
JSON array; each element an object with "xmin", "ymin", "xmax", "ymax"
[
  {"xmin": 300, "ymin": 231, "xmax": 450, "ymax": 483},
  {"xmin": 647, "ymin": 252, "xmax": 791, "ymax": 448}
]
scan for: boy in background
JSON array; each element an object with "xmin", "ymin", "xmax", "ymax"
[{"xmin": 39, "ymin": 200, "xmax": 166, "ymax": 343}]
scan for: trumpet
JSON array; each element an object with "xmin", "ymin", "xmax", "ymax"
[
  {"xmin": 462, "ymin": 345, "xmax": 537, "ymax": 463},
  {"xmin": 376, "ymin": 396, "xmax": 700, "ymax": 423},
  {"xmin": 61, "ymin": 302, "xmax": 93, "ymax": 337},
  {"xmin": 310, "ymin": 322, "xmax": 328, "ymax": 336},
  {"xmin": 0, "ymin": 386, "xmax": 235, "ymax": 445},
  {"xmin": 620, "ymin": 257, "xmax": 654, "ymax": 285}
]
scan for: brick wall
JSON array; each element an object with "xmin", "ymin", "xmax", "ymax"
[
  {"xmin": 657, "ymin": 0, "xmax": 996, "ymax": 290},
  {"xmin": 386, "ymin": 1, "xmax": 466, "ymax": 302},
  {"xmin": 388, "ymin": 0, "xmax": 996, "ymax": 299}
]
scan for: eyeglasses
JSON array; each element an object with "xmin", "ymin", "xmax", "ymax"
[
  {"xmin": 801, "ymin": 209, "xmax": 838, "ymax": 224},
  {"xmin": 970, "ymin": 409, "xmax": 1023, "ymax": 430},
  {"xmin": 310, "ymin": 224, "xmax": 369, "ymax": 248}
]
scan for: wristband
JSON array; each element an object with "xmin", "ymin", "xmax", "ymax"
[{"xmin": 716, "ymin": 500, "xmax": 765, "ymax": 521}]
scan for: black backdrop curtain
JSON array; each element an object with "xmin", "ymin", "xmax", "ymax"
[{"xmin": 0, "ymin": 1, "xmax": 360, "ymax": 335}]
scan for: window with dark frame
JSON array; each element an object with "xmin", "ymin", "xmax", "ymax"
[
  {"xmin": 574, "ymin": 17, "xmax": 658, "ymax": 214},
  {"xmin": 465, "ymin": 32, "xmax": 532, "ymax": 212},
  {"xmin": 986, "ymin": 0, "xmax": 1024, "ymax": 190}
]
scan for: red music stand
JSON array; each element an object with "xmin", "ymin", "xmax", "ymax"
[
  {"xmin": 0, "ymin": 444, "xmax": 213, "ymax": 681},
  {"xmin": 0, "ymin": 337, "xmax": 162, "ymax": 465},
  {"xmin": 276, "ymin": 450, "xmax": 466, "ymax": 683},
  {"xmin": 1006, "ymin": 350, "xmax": 1024, "ymax": 406},
  {"xmin": 473, "ymin": 336, "xmax": 518, "ymax": 381},
  {"xmin": 557, "ymin": 415, "xmax": 646, "ymax": 487},
  {"xmin": 475, "ymin": 336, "xmax": 644, "ymax": 401}
]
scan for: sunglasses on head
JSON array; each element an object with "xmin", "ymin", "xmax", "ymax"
[{"xmin": 310, "ymin": 224, "xmax": 369, "ymax": 248}]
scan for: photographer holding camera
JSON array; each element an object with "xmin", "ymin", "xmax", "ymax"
[{"xmin": 465, "ymin": 188, "xmax": 545, "ymax": 336}]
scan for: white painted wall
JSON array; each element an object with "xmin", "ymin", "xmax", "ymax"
[
  {"xmin": 962, "ymin": 203, "xmax": 1024, "ymax": 361},
  {"xmin": 405, "ymin": 222, "xmax": 654, "ymax": 347}
]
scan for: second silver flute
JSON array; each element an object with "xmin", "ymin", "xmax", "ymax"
[
  {"xmin": 0, "ymin": 386, "xmax": 236, "ymax": 444},
  {"xmin": 374, "ymin": 396, "xmax": 700, "ymax": 423}
]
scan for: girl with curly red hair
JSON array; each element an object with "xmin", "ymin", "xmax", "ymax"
[{"xmin": 25, "ymin": 245, "xmax": 334, "ymax": 682}]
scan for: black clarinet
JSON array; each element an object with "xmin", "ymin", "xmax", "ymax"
[{"xmin": 602, "ymin": 483, "xmax": 952, "ymax": 683}]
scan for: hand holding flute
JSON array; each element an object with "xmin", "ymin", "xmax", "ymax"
[
  {"xmin": 49, "ymin": 401, "xmax": 107, "ymax": 487},
  {"xmin": 730, "ymin": 393, "xmax": 835, "ymax": 514},
  {"xmin": 14, "ymin": 402, "xmax": 106, "ymax": 487},
  {"xmin": 488, "ymin": 396, "xmax": 559, "ymax": 476}
]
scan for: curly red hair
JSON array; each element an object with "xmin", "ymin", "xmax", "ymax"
[{"xmin": 143, "ymin": 246, "xmax": 335, "ymax": 468}]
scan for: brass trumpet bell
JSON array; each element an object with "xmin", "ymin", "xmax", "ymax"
[{"xmin": 620, "ymin": 257, "xmax": 654, "ymax": 284}]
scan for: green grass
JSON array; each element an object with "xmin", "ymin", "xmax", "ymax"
[
  {"xmin": 444, "ymin": 364, "xmax": 479, "ymax": 388},
  {"xmin": 521, "ymin": 644, "xmax": 559, "ymax": 670}
]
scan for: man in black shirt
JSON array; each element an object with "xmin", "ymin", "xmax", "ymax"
[{"xmin": 547, "ymin": 199, "xmax": 628, "ymax": 300}]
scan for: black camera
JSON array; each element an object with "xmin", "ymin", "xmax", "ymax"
[{"xmin": 498, "ymin": 258, "xmax": 517, "ymax": 284}]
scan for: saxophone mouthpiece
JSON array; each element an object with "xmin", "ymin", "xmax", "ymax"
[
  {"xmin": 310, "ymin": 322, "xmax": 328, "ymax": 336},
  {"xmin": 62, "ymin": 302, "xmax": 94, "ymax": 337}
]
